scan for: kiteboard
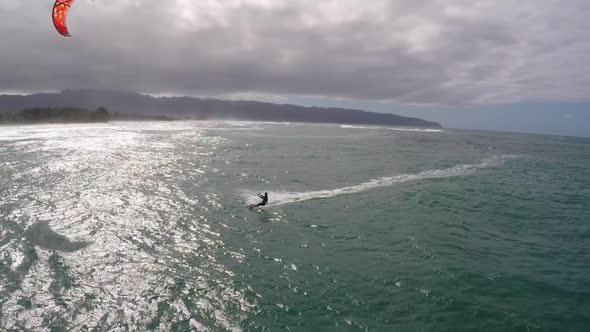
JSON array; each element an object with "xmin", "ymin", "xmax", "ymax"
[{"xmin": 247, "ymin": 204, "xmax": 261, "ymax": 210}]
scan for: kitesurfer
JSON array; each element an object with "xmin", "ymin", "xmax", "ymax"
[{"xmin": 249, "ymin": 192, "xmax": 268, "ymax": 209}]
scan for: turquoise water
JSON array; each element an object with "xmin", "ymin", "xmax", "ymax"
[{"xmin": 1, "ymin": 121, "xmax": 589, "ymax": 331}]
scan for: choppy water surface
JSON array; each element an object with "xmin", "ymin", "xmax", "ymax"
[{"xmin": 1, "ymin": 121, "xmax": 589, "ymax": 331}]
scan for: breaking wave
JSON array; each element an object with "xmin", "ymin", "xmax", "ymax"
[{"xmin": 339, "ymin": 125, "xmax": 444, "ymax": 132}]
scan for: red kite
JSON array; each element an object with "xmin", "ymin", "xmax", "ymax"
[{"xmin": 52, "ymin": 0, "xmax": 76, "ymax": 37}]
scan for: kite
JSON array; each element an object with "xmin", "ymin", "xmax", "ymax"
[{"xmin": 52, "ymin": 0, "xmax": 76, "ymax": 37}]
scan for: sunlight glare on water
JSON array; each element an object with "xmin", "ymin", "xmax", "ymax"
[{"xmin": 0, "ymin": 122, "xmax": 250, "ymax": 331}]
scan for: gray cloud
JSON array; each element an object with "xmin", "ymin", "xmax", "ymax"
[{"xmin": 1, "ymin": 0, "xmax": 589, "ymax": 105}]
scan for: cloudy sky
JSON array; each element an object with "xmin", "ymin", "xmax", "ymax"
[{"xmin": 1, "ymin": 0, "xmax": 589, "ymax": 135}]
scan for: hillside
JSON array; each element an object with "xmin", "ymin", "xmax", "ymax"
[{"xmin": 0, "ymin": 90, "xmax": 442, "ymax": 128}]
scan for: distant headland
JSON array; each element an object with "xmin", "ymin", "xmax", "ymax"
[{"xmin": 0, "ymin": 90, "xmax": 442, "ymax": 128}]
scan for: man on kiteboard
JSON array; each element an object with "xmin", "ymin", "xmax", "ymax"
[{"xmin": 249, "ymin": 192, "xmax": 268, "ymax": 209}]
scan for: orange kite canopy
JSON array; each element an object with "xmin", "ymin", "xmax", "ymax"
[{"xmin": 52, "ymin": 0, "xmax": 76, "ymax": 37}]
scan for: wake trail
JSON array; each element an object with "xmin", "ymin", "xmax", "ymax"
[{"xmin": 241, "ymin": 155, "xmax": 520, "ymax": 207}]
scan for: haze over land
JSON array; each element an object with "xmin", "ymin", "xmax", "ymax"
[{"xmin": 1, "ymin": 1, "xmax": 590, "ymax": 136}]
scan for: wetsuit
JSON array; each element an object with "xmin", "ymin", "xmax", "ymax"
[{"xmin": 251, "ymin": 193, "xmax": 268, "ymax": 208}]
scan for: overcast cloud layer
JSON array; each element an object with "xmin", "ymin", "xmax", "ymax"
[{"xmin": 1, "ymin": 0, "xmax": 589, "ymax": 106}]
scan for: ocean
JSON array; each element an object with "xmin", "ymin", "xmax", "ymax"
[{"xmin": 1, "ymin": 121, "xmax": 589, "ymax": 331}]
